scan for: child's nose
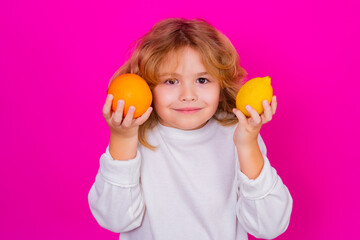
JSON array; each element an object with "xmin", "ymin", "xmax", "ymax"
[{"xmin": 179, "ymin": 84, "xmax": 198, "ymax": 102}]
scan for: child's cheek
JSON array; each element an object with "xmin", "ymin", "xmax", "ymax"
[{"xmin": 153, "ymin": 86, "xmax": 177, "ymax": 106}]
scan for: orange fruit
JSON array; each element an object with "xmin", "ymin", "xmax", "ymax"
[{"xmin": 107, "ymin": 73, "xmax": 152, "ymax": 118}]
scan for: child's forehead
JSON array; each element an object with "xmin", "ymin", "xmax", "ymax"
[
  {"xmin": 158, "ymin": 52, "xmax": 180, "ymax": 73},
  {"xmin": 158, "ymin": 47, "xmax": 208, "ymax": 74}
]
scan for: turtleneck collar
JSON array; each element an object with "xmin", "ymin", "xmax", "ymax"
[{"xmin": 155, "ymin": 117, "xmax": 217, "ymax": 141}]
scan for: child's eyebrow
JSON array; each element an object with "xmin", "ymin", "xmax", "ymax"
[
  {"xmin": 196, "ymin": 72, "xmax": 209, "ymax": 77},
  {"xmin": 159, "ymin": 72, "xmax": 209, "ymax": 77}
]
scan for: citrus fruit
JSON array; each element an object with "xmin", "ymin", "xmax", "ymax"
[
  {"xmin": 236, "ymin": 76, "xmax": 273, "ymax": 117},
  {"xmin": 107, "ymin": 73, "xmax": 152, "ymax": 118}
]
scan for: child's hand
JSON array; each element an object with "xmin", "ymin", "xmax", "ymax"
[
  {"xmin": 102, "ymin": 94, "xmax": 153, "ymax": 138},
  {"xmin": 232, "ymin": 96, "xmax": 277, "ymax": 148}
]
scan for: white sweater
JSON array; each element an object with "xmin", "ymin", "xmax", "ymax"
[{"xmin": 88, "ymin": 118, "xmax": 293, "ymax": 240}]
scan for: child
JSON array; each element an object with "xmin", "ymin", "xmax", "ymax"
[{"xmin": 88, "ymin": 18, "xmax": 293, "ymax": 240}]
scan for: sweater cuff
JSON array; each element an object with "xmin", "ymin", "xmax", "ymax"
[
  {"xmin": 238, "ymin": 154, "xmax": 278, "ymax": 199},
  {"xmin": 99, "ymin": 145, "xmax": 141, "ymax": 187}
]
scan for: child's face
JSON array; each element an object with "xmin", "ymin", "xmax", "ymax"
[{"xmin": 153, "ymin": 47, "xmax": 221, "ymax": 130}]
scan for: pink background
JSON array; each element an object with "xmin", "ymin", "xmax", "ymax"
[{"xmin": 1, "ymin": 0, "xmax": 359, "ymax": 239}]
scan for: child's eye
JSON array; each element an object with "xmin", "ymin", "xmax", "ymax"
[
  {"xmin": 197, "ymin": 78, "xmax": 209, "ymax": 84},
  {"xmin": 165, "ymin": 79, "xmax": 179, "ymax": 85}
]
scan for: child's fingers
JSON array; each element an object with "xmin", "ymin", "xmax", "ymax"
[
  {"xmin": 135, "ymin": 107, "xmax": 153, "ymax": 125},
  {"xmin": 232, "ymin": 108, "xmax": 247, "ymax": 124},
  {"xmin": 271, "ymin": 96, "xmax": 277, "ymax": 115},
  {"xmin": 262, "ymin": 100, "xmax": 272, "ymax": 122},
  {"xmin": 103, "ymin": 94, "xmax": 113, "ymax": 120},
  {"xmin": 246, "ymin": 105, "xmax": 262, "ymax": 125},
  {"xmin": 112, "ymin": 100, "xmax": 124, "ymax": 126},
  {"xmin": 121, "ymin": 106, "xmax": 136, "ymax": 128}
]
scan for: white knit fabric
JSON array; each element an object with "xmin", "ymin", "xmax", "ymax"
[{"xmin": 88, "ymin": 118, "xmax": 293, "ymax": 240}]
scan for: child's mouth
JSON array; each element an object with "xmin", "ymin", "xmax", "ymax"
[{"xmin": 173, "ymin": 108, "xmax": 202, "ymax": 114}]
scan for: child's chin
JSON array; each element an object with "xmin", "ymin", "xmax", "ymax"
[
  {"xmin": 173, "ymin": 121, "xmax": 208, "ymax": 131},
  {"xmin": 157, "ymin": 116, "xmax": 210, "ymax": 131}
]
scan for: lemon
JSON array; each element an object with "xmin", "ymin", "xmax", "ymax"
[{"xmin": 236, "ymin": 76, "xmax": 273, "ymax": 117}]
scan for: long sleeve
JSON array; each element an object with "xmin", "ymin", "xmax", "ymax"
[
  {"xmin": 88, "ymin": 145, "xmax": 145, "ymax": 233},
  {"xmin": 235, "ymin": 134, "xmax": 293, "ymax": 239}
]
